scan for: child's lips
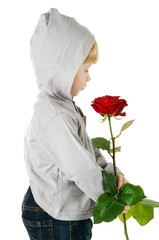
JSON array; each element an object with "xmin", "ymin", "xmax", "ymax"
[{"xmin": 82, "ymin": 85, "xmax": 87, "ymax": 90}]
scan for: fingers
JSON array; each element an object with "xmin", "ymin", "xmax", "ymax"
[
  {"xmin": 117, "ymin": 173, "xmax": 129, "ymax": 190},
  {"xmin": 117, "ymin": 174, "xmax": 126, "ymax": 190},
  {"xmin": 117, "ymin": 174, "xmax": 123, "ymax": 190},
  {"xmin": 122, "ymin": 205, "xmax": 130, "ymax": 214},
  {"xmin": 116, "ymin": 173, "xmax": 130, "ymax": 214},
  {"xmin": 123, "ymin": 179, "xmax": 129, "ymax": 184}
]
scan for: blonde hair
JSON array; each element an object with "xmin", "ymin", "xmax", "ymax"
[{"xmin": 83, "ymin": 40, "xmax": 99, "ymax": 65}]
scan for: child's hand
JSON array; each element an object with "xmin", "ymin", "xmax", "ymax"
[
  {"xmin": 117, "ymin": 172, "xmax": 130, "ymax": 214},
  {"xmin": 117, "ymin": 172, "xmax": 129, "ymax": 190},
  {"xmin": 122, "ymin": 205, "xmax": 130, "ymax": 214}
]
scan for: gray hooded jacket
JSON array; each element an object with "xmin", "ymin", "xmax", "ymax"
[{"xmin": 24, "ymin": 8, "xmax": 123, "ymax": 221}]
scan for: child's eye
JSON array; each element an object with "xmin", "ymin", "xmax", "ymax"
[{"xmin": 85, "ymin": 70, "xmax": 88, "ymax": 72}]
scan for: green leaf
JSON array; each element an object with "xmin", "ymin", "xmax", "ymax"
[
  {"xmin": 140, "ymin": 199, "xmax": 159, "ymax": 208},
  {"xmin": 120, "ymin": 120, "xmax": 135, "ymax": 133},
  {"xmin": 93, "ymin": 192, "xmax": 125, "ymax": 224},
  {"xmin": 109, "ymin": 147, "xmax": 121, "ymax": 153},
  {"xmin": 118, "ymin": 205, "xmax": 135, "ymax": 222},
  {"xmin": 91, "ymin": 137, "xmax": 110, "ymax": 151},
  {"xmin": 132, "ymin": 203, "xmax": 154, "ymax": 226},
  {"xmin": 118, "ymin": 183, "xmax": 146, "ymax": 206},
  {"xmin": 102, "ymin": 170, "xmax": 118, "ymax": 197}
]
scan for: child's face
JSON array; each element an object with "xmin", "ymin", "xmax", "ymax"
[{"xmin": 70, "ymin": 63, "xmax": 92, "ymax": 97}]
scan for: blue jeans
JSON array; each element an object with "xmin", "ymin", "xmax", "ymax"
[{"xmin": 21, "ymin": 186, "xmax": 93, "ymax": 239}]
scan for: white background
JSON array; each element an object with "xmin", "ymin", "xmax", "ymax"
[{"xmin": 0, "ymin": 0, "xmax": 159, "ymax": 239}]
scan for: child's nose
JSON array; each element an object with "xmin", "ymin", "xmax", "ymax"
[{"xmin": 86, "ymin": 75, "xmax": 91, "ymax": 82}]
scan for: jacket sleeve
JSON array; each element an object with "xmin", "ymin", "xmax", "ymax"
[
  {"xmin": 92, "ymin": 146, "xmax": 124, "ymax": 175},
  {"xmin": 39, "ymin": 113, "xmax": 107, "ymax": 202}
]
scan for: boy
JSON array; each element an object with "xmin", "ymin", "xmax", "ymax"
[{"xmin": 21, "ymin": 8, "xmax": 129, "ymax": 240}]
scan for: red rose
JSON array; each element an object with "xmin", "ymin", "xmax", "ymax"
[{"xmin": 91, "ymin": 95, "xmax": 128, "ymax": 117}]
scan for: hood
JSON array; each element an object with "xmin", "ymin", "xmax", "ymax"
[{"xmin": 30, "ymin": 8, "xmax": 95, "ymax": 102}]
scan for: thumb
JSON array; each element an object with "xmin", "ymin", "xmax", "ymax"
[{"xmin": 117, "ymin": 176, "xmax": 123, "ymax": 190}]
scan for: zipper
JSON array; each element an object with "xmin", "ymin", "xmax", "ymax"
[
  {"xmin": 72, "ymin": 101, "xmax": 87, "ymax": 126},
  {"xmin": 72, "ymin": 101, "xmax": 80, "ymax": 114}
]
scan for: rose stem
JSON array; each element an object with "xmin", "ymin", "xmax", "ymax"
[
  {"xmin": 123, "ymin": 214, "xmax": 129, "ymax": 240},
  {"xmin": 108, "ymin": 115, "xmax": 117, "ymax": 177},
  {"xmin": 108, "ymin": 115, "xmax": 129, "ymax": 240}
]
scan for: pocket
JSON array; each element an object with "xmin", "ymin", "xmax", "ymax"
[
  {"xmin": 70, "ymin": 218, "xmax": 93, "ymax": 239},
  {"xmin": 22, "ymin": 218, "xmax": 54, "ymax": 240},
  {"xmin": 70, "ymin": 220, "xmax": 80, "ymax": 230}
]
